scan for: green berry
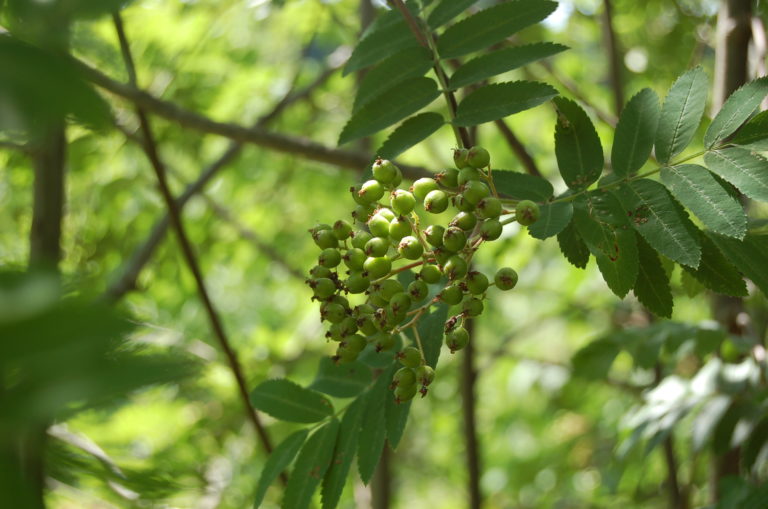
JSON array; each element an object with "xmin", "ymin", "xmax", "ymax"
[
  {"xmin": 359, "ymin": 179, "xmax": 385, "ymax": 203},
  {"xmin": 450, "ymin": 211, "xmax": 477, "ymax": 231},
  {"xmin": 515, "ymin": 200, "xmax": 540, "ymax": 226},
  {"xmin": 357, "ymin": 316, "xmax": 378, "ymax": 336},
  {"xmin": 424, "ymin": 225, "xmax": 445, "ymax": 247},
  {"xmin": 372, "ymin": 332, "xmax": 396, "ymax": 352},
  {"xmin": 446, "ymin": 327, "xmax": 469, "ymax": 353},
  {"xmin": 466, "ymin": 271, "xmax": 489, "ymax": 295},
  {"xmin": 495, "ymin": 267, "xmax": 518, "ymax": 291},
  {"xmin": 432, "ymin": 246, "xmax": 451, "ymax": 266},
  {"xmin": 458, "ymin": 167, "xmax": 482, "ymax": 186},
  {"xmin": 372, "ymin": 158, "xmax": 399, "ymax": 185},
  {"xmin": 312, "ymin": 229, "xmax": 338, "ymax": 249},
  {"xmin": 391, "ymin": 189, "xmax": 416, "ymax": 215},
  {"xmin": 411, "ymin": 178, "xmax": 439, "ymax": 201},
  {"xmin": 333, "ymin": 220, "xmax": 353, "ymax": 240},
  {"xmin": 438, "ymin": 168, "xmax": 460, "ymax": 187},
  {"xmin": 309, "ymin": 265, "xmax": 333, "ymax": 279},
  {"xmin": 365, "ymin": 237, "xmax": 390, "ymax": 257},
  {"xmin": 389, "ymin": 216, "xmax": 412, "ymax": 241},
  {"xmin": 377, "ymin": 207, "xmax": 396, "ymax": 222},
  {"xmin": 351, "ymin": 231, "xmax": 373, "ymax": 250},
  {"xmin": 393, "ymin": 367, "xmax": 416, "ymax": 388},
  {"xmin": 330, "ymin": 295, "xmax": 350, "ymax": 309},
  {"xmin": 394, "ymin": 383, "xmax": 418, "ymax": 403},
  {"xmin": 320, "ymin": 302, "xmax": 346, "ymax": 323},
  {"xmin": 329, "ymin": 316, "xmax": 357, "ymax": 340},
  {"xmin": 398, "ymin": 236, "xmax": 424, "ymax": 260},
  {"xmin": 408, "ymin": 279, "xmax": 429, "ymax": 302},
  {"xmin": 342, "ymin": 334, "xmax": 367, "ymax": 353},
  {"xmin": 335, "ymin": 344, "xmax": 359, "ymax": 363},
  {"xmin": 419, "ymin": 264, "xmax": 442, "ymax": 284},
  {"xmin": 453, "ymin": 148, "xmax": 470, "ymax": 169},
  {"xmin": 462, "ymin": 297, "xmax": 484, "ymax": 317},
  {"xmin": 480, "ymin": 219, "xmax": 503, "ymax": 241},
  {"xmin": 352, "ymin": 204, "xmax": 375, "ymax": 223},
  {"xmin": 476, "ymin": 197, "xmax": 502, "ymax": 219},
  {"xmin": 319, "ymin": 248, "xmax": 342, "ymax": 268},
  {"xmin": 312, "ymin": 278, "xmax": 337, "ymax": 299},
  {"xmin": 462, "ymin": 180, "xmax": 490, "ymax": 205},
  {"xmin": 454, "ymin": 194, "xmax": 476, "ymax": 212},
  {"xmin": 439, "ymin": 283, "xmax": 463, "ymax": 305},
  {"xmin": 354, "ymin": 303, "xmax": 375, "ymax": 316},
  {"xmin": 444, "ymin": 255, "xmax": 468, "ymax": 280},
  {"xmin": 350, "ymin": 186, "xmax": 368, "ymax": 206},
  {"xmin": 343, "ymin": 248, "xmax": 367, "ymax": 270},
  {"xmin": 398, "ymin": 346, "xmax": 423, "ymax": 368},
  {"xmin": 389, "ymin": 292, "xmax": 412, "ymax": 315},
  {"xmin": 367, "ymin": 213, "xmax": 391, "ymax": 238},
  {"xmin": 309, "ymin": 223, "xmax": 332, "ymax": 234},
  {"xmin": 378, "ymin": 280, "xmax": 405, "ymax": 301},
  {"xmin": 466, "ymin": 146, "xmax": 490, "ymax": 168},
  {"xmin": 364, "ymin": 256, "xmax": 391, "ymax": 279},
  {"xmin": 415, "ymin": 365, "xmax": 435, "ymax": 386},
  {"xmin": 424, "ymin": 190, "xmax": 449, "ymax": 213},
  {"xmin": 442, "ymin": 227, "xmax": 467, "ymax": 253},
  {"xmin": 345, "ymin": 272, "xmax": 370, "ymax": 294}
]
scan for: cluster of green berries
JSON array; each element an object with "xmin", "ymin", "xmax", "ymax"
[{"xmin": 306, "ymin": 147, "xmax": 538, "ymax": 403}]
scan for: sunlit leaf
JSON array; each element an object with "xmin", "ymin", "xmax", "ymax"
[
  {"xmin": 655, "ymin": 67, "xmax": 708, "ymax": 163},
  {"xmin": 250, "ymin": 379, "xmax": 334, "ymax": 423},
  {"xmin": 454, "ymin": 81, "xmax": 557, "ymax": 126},
  {"xmin": 611, "ymin": 88, "xmax": 660, "ymax": 177},
  {"xmin": 705, "ymin": 77, "xmax": 768, "ymax": 148}
]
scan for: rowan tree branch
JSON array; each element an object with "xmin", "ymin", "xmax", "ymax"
[
  {"xmin": 493, "ymin": 119, "xmax": 542, "ymax": 177},
  {"xmin": 111, "ymin": 13, "xmax": 279, "ymax": 468},
  {"xmin": 601, "ymin": 0, "xmax": 624, "ymax": 115}
]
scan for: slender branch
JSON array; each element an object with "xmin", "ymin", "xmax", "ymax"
[
  {"xmin": 535, "ymin": 62, "xmax": 618, "ymax": 127},
  {"xmin": 75, "ymin": 57, "xmax": 431, "ymax": 178},
  {"xmin": 493, "ymin": 119, "xmax": 542, "ymax": 177},
  {"xmin": 460, "ymin": 319, "xmax": 482, "ymax": 509},
  {"xmin": 601, "ymin": 0, "xmax": 624, "ymax": 115},
  {"xmin": 111, "ymin": 13, "xmax": 279, "ymax": 466}
]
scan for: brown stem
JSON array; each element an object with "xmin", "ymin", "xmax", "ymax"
[
  {"xmin": 535, "ymin": 62, "xmax": 618, "ymax": 127},
  {"xmin": 371, "ymin": 441, "xmax": 392, "ymax": 509},
  {"xmin": 30, "ymin": 126, "xmax": 66, "ymax": 270},
  {"xmin": 461, "ymin": 318, "xmax": 482, "ymax": 509},
  {"xmin": 662, "ymin": 436, "xmax": 687, "ymax": 509},
  {"xmin": 112, "ymin": 14, "xmax": 280, "ymax": 471},
  {"xmin": 493, "ymin": 119, "xmax": 542, "ymax": 177},
  {"xmin": 601, "ymin": 0, "xmax": 624, "ymax": 115}
]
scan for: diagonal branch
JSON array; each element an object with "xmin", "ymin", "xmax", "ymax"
[
  {"xmin": 601, "ymin": 0, "xmax": 624, "ymax": 115},
  {"xmin": 493, "ymin": 119, "xmax": 542, "ymax": 177},
  {"xmin": 111, "ymin": 13, "xmax": 279, "ymax": 468}
]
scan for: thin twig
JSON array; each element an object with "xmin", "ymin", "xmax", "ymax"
[
  {"xmin": 601, "ymin": 0, "xmax": 624, "ymax": 115},
  {"xmin": 493, "ymin": 119, "xmax": 542, "ymax": 177},
  {"xmin": 111, "ymin": 14, "xmax": 279, "ymax": 468}
]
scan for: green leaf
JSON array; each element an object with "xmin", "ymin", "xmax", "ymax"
[
  {"xmin": 310, "ymin": 357, "xmax": 372, "ymax": 398},
  {"xmin": 449, "ymin": 43, "xmax": 567, "ymax": 90},
  {"xmin": 437, "ymin": 0, "xmax": 558, "ymax": 59},
  {"xmin": 376, "ymin": 113, "xmax": 445, "ymax": 160},
  {"xmin": 615, "ymin": 179, "xmax": 701, "ymax": 268},
  {"xmin": 427, "ymin": 0, "xmax": 477, "ymax": 29},
  {"xmin": 553, "ymin": 97, "xmax": 604, "ymax": 190},
  {"xmin": 250, "ymin": 379, "xmax": 334, "ymax": 423},
  {"xmin": 572, "ymin": 338, "xmax": 621, "ymax": 380},
  {"xmin": 406, "ymin": 304, "xmax": 448, "ymax": 369},
  {"xmin": 339, "ymin": 77, "xmax": 439, "ymax": 145},
  {"xmin": 557, "ymin": 221, "xmax": 590, "ymax": 269},
  {"xmin": 321, "ymin": 396, "xmax": 366, "ymax": 509},
  {"xmin": 528, "ymin": 202, "xmax": 573, "ymax": 240},
  {"xmin": 611, "ymin": 88, "xmax": 660, "ymax": 177},
  {"xmin": 573, "ymin": 192, "xmax": 638, "ymax": 297},
  {"xmin": 705, "ymin": 77, "xmax": 768, "ymax": 148},
  {"xmin": 6, "ymin": 0, "xmax": 131, "ymax": 20},
  {"xmin": 253, "ymin": 429, "xmax": 308, "ymax": 508},
  {"xmin": 357, "ymin": 367, "xmax": 393, "ymax": 485},
  {"xmin": 633, "ymin": 234, "xmax": 673, "ymax": 318},
  {"xmin": 283, "ymin": 419, "xmax": 340, "ymax": 509},
  {"xmin": 385, "ymin": 392, "xmax": 411, "ymax": 450},
  {"xmin": 681, "ymin": 233, "xmax": 747, "ymax": 297},
  {"xmin": 704, "ymin": 148, "xmax": 768, "ymax": 202},
  {"xmin": 708, "ymin": 233, "xmax": 768, "ymax": 296},
  {"xmin": 731, "ymin": 110, "xmax": 768, "ymax": 150},
  {"xmin": 353, "ymin": 47, "xmax": 434, "ymax": 113},
  {"xmin": 453, "ymin": 81, "xmax": 557, "ymax": 126},
  {"xmin": 343, "ymin": 11, "xmax": 420, "ymax": 76},
  {"xmin": 654, "ymin": 67, "xmax": 709, "ymax": 163},
  {"xmin": 660, "ymin": 164, "xmax": 746, "ymax": 239},
  {"xmin": 491, "ymin": 170, "xmax": 554, "ymax": 201}
]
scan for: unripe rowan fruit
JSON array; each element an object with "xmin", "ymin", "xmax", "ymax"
[
  {"xmin": 358, "ymin": 316, "xmax": 378, "ymax": 336},
  {"xmin": 343, "ymin": 248, "xmax": 366, "ymax": 271},
  {"xmin": 393, "ymin": 367, "xmax": 416, "ymax": 387},
  {"xmin": 389, "ymin": 216, "xmax": 412, "ymax": 241},
  {"xmin": 321, "ymin": 302, "xmax": 346, "ymax": 323},
  {"xmin": 352, "ymin": 204, "xmax": 375, "ymax": 223},
  {"xmin": 466, "ymin": 271, "xmax": 489, "ymax": 295},
  {"xmin": 458, "ymin": 167, "xmax": 482, "ymax": 186},
  {"xmin": 313, "ymin": 229, "xmax": 338, "ymax": 249},
  {"xmin": 342, "ymin": 334, "xmax": 367, "ymax": 353},
  {"xmin": 408, "ymin": 279, "xmax": 429, "ymax": 302},
  {"xmin": 319, "ymin": 248, "xmax": 342, "ymax": 268},
  {"xmin": 442, "ymin": 227, "xmax": 467, "ymax": 252},
  {"xmin": 351, "ymin": 231, "xmax": 373, "ymax": 249},
  {"xmin": 398, "ymin": 236, "xmax": 424, "ymax": 260},
  {"xmin": 372, "ymin": 158, "xmax": 399, "ymax": 185},
  {"xmin": 350, "ymin": 186, "xmax": 368, "ymax": 206},
  {"xmin": 451, "ymin": 211, "xmax": 477, "ymax": 231},
  {"xmin": 312, "ymin": 278, "xmax": 337, "ymax": 299},
  {"xmin": 439, "ymin": 283, "xmax": 463, "ymax": 305},
  {"xmin": 335, "ymin": 344, "xmax": 359, "ymax": 364},
  {"xmin": 389, "ymin": 292, "xmax": 412, "ymax": 314},
  {"xmin": 367, "ymin": 214, "xmax": 391, "ymax": 238},
  {"xmin": 379, "ymin": 279, "xmax": 405, "ymax": 301},
  {"xmin": 345, "ymin": 272, "xmax": 370, "ymax": 294},
  {"xmin": 364, "ymin": 256, "xmax": 391, "ymax": 279},
  {"xmin": 359, "ymin": 179, "xmax": 385, "ymax": 203},
  {"xmin": 515, "ymin": 200, "xmax": 541, "ymax": 226},
  {"xmin": 419, "ymin": 264, "xmax": 442, "ymax": 284},
  {"xmin": 424, "ymin": 225, "xmax": 445, "ymax": 247},
  {"xmin": 372, "ymin": 332, "xmax": 396, "ymax": 351},
  {"xmin": 476, "ymin": 197, "xmax": 502, "ymax": 219},
  {"xmin": 365, "ymin": 237, "xmax": 389, "ymax": 257},
  {"xmin": 444, "ymin": 255, "xmax": 468, "ymax": 280},
  {"xmin": 495, "ymin": 267, "xmax": 518, "ymax": 290},
  {"xmin": 424, "ymin": 190, "xmax": 449, "ymax": 213},
  {"xmin": 432, "ymin": 246, "xmax": 451, "ymax": 265},
  {"xmin": 333, "ymin": 219, "xmax": 353, "ymax": 240},
  {"xmin": 438, "ymin": 168, "xmax": 460, "ymax": 187},
  {"xmin": 391, "ymin": 189, "xmax": 416, "ymax": 215},
  {"xmin": 309, "ymin": 223, "xmax": 332, "ymax": 235},
  {"xmin": 394, "ymin": 382, "xmax": 418, "ymax": 403},
  {"xmin": 354, "ymin": 303, "xmax": 375, "ymax": 316},
  {"xmin": 462, "ymin": 180, "xmax": 490, "ymax": 205},
  {"xmin": 467, "ymin": 146, "xmax": 490, "ymax": 168},
  {"xmin": 446, "ymin": 327, "xmax": 469, "ymax": 353},
  {"xmin": 329, "ymin": 295, "xmax": 350, "ymax": 309},
  {"xmin": 415, "ymin": 365, "xmax": 435, "ymax": 386},
  {"xmin": 397, "ymin": 346, "xmax": 423, "ymax": 368},
  {"xmin": 377, "ymin": 208, "xmax": 396, "ymax": 222},
  {"xmin": 309, "ymin": 265, "xmax": 333, "ymax": 279},
  {"xmin": 480, "ymin": 219, "xmax": 503, "ymax": 241},
  {"xmin": 453, "ymin": 147, "xmax": 470, "ymax": 169},
  {"xmin": 391, "ymin": 167, "xmax": 403, "ymax": 187},
  {"xmin": 411, "ymin": 178, "xmax": 439, "ymax": 201},
  {"xmin": 329, "ymin": 317, "xmax": 358, "ymax": 340},
  {"xmin": 454, "ymin": 194, "xmax": 476, "ymax": 212},
  {"xmin": 462, "ymin": 297, "xmax": 484, "ymax": 317}
]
